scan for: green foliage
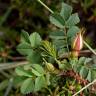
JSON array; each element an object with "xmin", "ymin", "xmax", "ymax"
[
  {"xmin": 17, "ymin": 32, "xmax": 42, "ymax": 63},
  {"xmin": 15, "ymin": 67, "xmax": 33, "ymax": 77},
  {"xmin": 65, "ymin": 13, "xmax": 80, "ymax": 27},
  {"xmin": 60, "ymin": 3, "xmax": 72, "ymax": 21},
  {"xmin": 15, "ymin": 2, "xmax": 96, "ymax": 95},
  {"xmin": 50, "ymin": 13, "xmax": 65, "ymax": 28},
  {"xmin": 34, "ymin": 76, "xmax": 46, "ymax": 91},
  {"xmin": 15, "ymin": 63, "xmax": 46, "ymax": 94},
  {"xmin": 50, "ymin": 2, "xmax": 80, "ymax": 28},
  {"xmin": 71, "ymin": 57, "xmax": 96, "ymax": 82},
  {"xmin": 41, "ymin": 41, "xmax": 57, "ymax": 58},
  {"xmin": 49, "ymin": 30, "xmax": 65, "ymax": 39},
  {"xmin": 49, "ymin": 30, "xmax": 66, "ymax": 51},
  {"xmin": 13, "ymin": 76, "xmax": 27, "ymax": 88},
  {"xmin": 67, "ymin": 26, "xmax": 80, "ymax": 39},
  {"xmin": 32, "ymin": 64, "xmax": 45, "ymax": 76},
  {"xmin": 21, "ymin": 30, "xmax": 30, "ymax": 43},
  {"xmin": 27, "ymin": 50, "xmax": 41, "ymax": 64},
  {"xmin": 17, "ymin": 43, "xmax": 32, "ymax": 56},
  {"xmin": 49, "ymin": 2, "xmax": 80, "ymax": 56},
  {"xmin": 21, "ymin": 78, "xmax": 34, "ymax": 94},
  {"xmin": 29, "ymin": 32, "xmax": 42, "ymax": 47}
]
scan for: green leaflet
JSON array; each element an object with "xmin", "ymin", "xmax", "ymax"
[{"xmin": 21, "ymin": 78, "xmax": 34, "ymax": 94}]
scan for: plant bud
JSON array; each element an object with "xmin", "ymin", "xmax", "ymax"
[
  {"xmin": 71, "ymin": 32, "xmax": 83, "ymax": 57},
  {"xmin": 46, "ymin": 63, "xmax": 55, "ymax": 72},
  {"xmin": 72, "ymin": 32, "xmax": 83, "ymax": 51}
]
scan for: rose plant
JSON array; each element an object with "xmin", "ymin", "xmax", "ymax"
[{"xmin": 15, "ymin": 2, "xmax": 96, "ymax": 96}]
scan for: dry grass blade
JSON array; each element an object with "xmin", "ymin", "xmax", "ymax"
[{"xmin": 0, "ymin": 61, "xmax": 28, "ymax": 70}]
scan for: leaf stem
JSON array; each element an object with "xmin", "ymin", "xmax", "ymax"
[
  {"xmin": 64, "ymin": 27, "xmax": 70, "ymax": 54},
  {"xmin": 37, "ymin": 0, "xmax": 54, "ymax": 14},
  {"xmin": 73, "ymin": 79, "xmax": 96, "ymax": 96},
  {"xmin": 83, "ymin": 40, "xmax": 96, "ymax": 55}
]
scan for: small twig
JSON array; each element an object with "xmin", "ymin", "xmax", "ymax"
[
  {"xmin": 0, "ymin": 71, "xmax": 10, "ymax": 78},
  {"xmin": 59, "ymin": 49, "xmax": 93, "ymax": 59},
  {"xmin": 8, "ymin": 56, "xmax": 25, "ymax": 61},
  {"xmin": 83, "ymin": 40, "xmax": 96, "ymax": 56},
  {"xmin": 0, "ymin": 61, "xmax": 28, "ymax": 70},
  {"xmin": 4, "ymin": 78, "xmax": 13, "ymax": 96},
  {"xmin": 73, "ymin": 79, "xmax": 96, "ymax": 96},
  {"xmin": 37, "ymin": 0, "xmax": 54, "ymax": 14}
]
